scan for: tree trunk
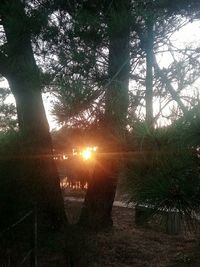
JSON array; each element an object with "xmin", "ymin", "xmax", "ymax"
[
  {"xmin": 1, "ymin": 0, "xmax": 67, "ymax": 229},
  {"xmin": 79, "ymin": 0, "xmax": 130, "ymax": 229},
  {"xmin": 145, "ymin": 18, "xmax": 154, "ymax": 128},
  {"xmin": 9, "ymin": 78, "xmax": 67, "ymax": 228},
  {"xmin": 79, "ymin": 157, "xmax": 119, "ymax": 229}
]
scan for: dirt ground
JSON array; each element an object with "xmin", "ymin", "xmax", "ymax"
[
  {"xmin": 60, "ymin": 200, "xmax": 200, "ymax": 267},
  {"xmin": 2, "ymin": 186, "xmax": 200, "ymax": 267},
  {"xmin": 3, "ymin": 199, "xmax": 199, "ymax": 267}
]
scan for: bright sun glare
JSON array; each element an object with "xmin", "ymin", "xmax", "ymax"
[{"xmin": 82, "ymin": 150, "xmax": 92, "ymax": 160}]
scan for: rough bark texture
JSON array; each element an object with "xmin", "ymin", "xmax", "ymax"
[
  {"xmin": 79, "ymin": 0, "xmax": 130, "ymax": 229},
  {"xmin": 0, "ymin": 0, "xmax": 67, "ymax": 228}
]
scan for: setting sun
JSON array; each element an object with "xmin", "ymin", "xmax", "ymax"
[{"xmin": 82, "ymin": 149, "xmax": 92, "ymax": 160}]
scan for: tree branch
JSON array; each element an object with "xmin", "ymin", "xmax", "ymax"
[
  {"xmin": 157, "ymin": 0, "xmax": 200, "ymax": 10},
  {"xmin": 140, "ymin": 0, "xmax": 200, "ymax": 13},
  {"xmin": 153, "ymin": 56, "xmax": 188, "ymax": 116}
]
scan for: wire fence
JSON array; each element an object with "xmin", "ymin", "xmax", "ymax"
[{"xmin": 0, "ymin": 204, "xmax": 38, "ymax": 267}]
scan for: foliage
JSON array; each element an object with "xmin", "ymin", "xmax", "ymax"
[
  {"xmin": 125, "ymin": 151, "xmax": 199, "ymax": 210},
  {"xmin": 0, "ymin": 87, "xmax": 17, "ymax": 133},
  {"xmin": 43, "ymin": 3, "xmax": 200, "ymax": 128},
  {"xmin": 35, "ymin": 4, "xmax": 107, "ymax": 127},
  {"xmin": 123, "ymin": 118, "xmax": 200, "ymax": 226}
]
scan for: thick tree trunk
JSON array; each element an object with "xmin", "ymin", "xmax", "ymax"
[
  {"xmin": 79, "ymin": 0, "xmax": 130, "ymax": 229},
  {"xmin": 79, "ymin": 157, "xmax": 119, "ymax": 229},
  {"xmin": 9, "ymin": 78, "xmax": 67, "ymax": 228},
  {"xmin": 1, "ymin": 0, "xmax": 67, "ymax": 229}
]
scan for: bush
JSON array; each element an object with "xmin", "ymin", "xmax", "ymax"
[
  {"xmin": 123, "ymin": 121, "xmax": 200, "ymax": 231},
  {"xmin": 125, "ymin": 151, "xmax": 200, "ymax": 212}
]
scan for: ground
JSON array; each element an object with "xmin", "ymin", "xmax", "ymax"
[
  {"xmin": 36, "ymin": 195, "xmax": 200, "ymax": 267},
  {"xmin": 2, "ymin": 196, "xmax": 200, "ymax": 266},
  {"xmin": 48, "ymin": 198, "xmax": 200, "ymax": 267}
]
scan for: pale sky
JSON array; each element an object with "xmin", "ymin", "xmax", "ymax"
[
  {"xmin": 157, "ymin": 20, "xmax": 200, "ymax": 68},
  {"xmin": 155, "ymin": 20, "xmax": 200, "ymax": 126}
]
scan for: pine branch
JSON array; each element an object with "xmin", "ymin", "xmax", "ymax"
[{"xmin": 153, "ymin": 56, "xmax": 188, "ymax": 115}]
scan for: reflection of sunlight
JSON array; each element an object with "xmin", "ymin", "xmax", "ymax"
[{"xmin": 60, "ymin": 177, "xmax": 88, "ymax": 190}]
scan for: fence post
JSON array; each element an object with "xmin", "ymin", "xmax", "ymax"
[{"xmin": 30, "ymin": 203, "xmax": 38, "ymax": 267}]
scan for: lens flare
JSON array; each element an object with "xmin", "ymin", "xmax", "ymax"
[{"xmin": 82, "ymin": 150, "xmax": 92, "ymax": 160}]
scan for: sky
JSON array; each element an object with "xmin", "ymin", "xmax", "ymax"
[
  {"xmin": 155, "ymin": 20, "xmax": 200, "ymax": 126},
  {"xmin": 1, "ymin": 19, "xmax": 200, "ymax": 130},
  {"xmin": 158, "ymin": 20, "xmax": 200, "ymax": 68}
]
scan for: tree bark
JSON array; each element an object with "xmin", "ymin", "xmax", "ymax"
[
  {"xmin": 79, "ymin": 0, "xmax": 130, "ymax": 229},
  {"xmin": 0, "ymin": 0, "xmax": 67, "ymax": 228},
  {"xmin": 9, "ymin": 79, "xmax": 66, "ymax": 227},
  {"xmin": 145, "ymin": 18, "xmax": 154, "ymax": 128},
  {"xmin": 79, "ymin": 156, "xmax": 119, "ymax": 229}
]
